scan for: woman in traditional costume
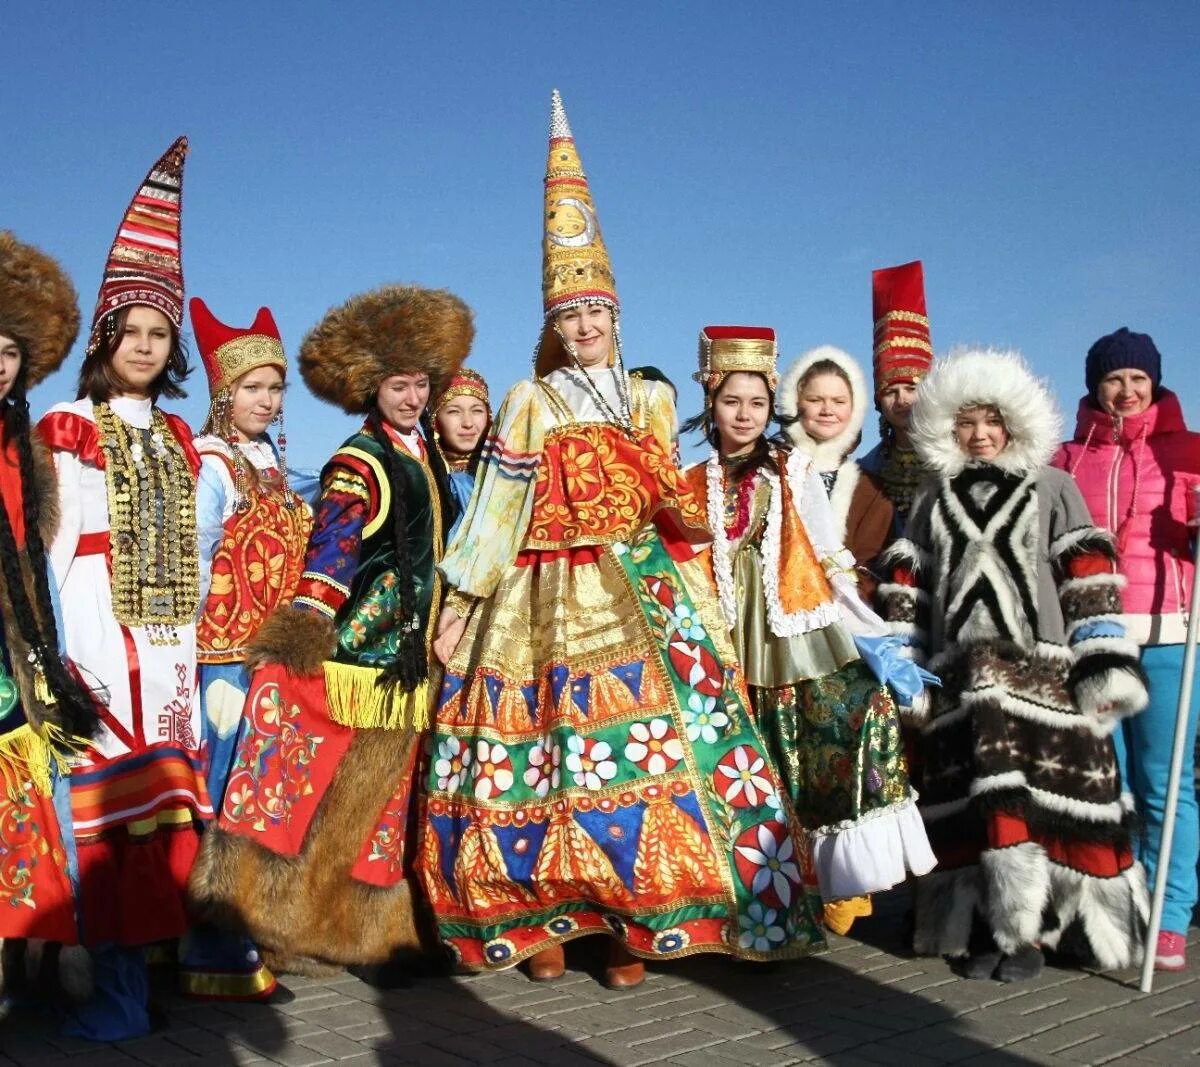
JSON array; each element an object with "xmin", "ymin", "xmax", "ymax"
[
  {"xmin": 431, "ymin": 367, "xmax": 490, "ymax": 539},
  {"xmin": 425, "ymin": 91, "xmax": 823, "ymax": 990},
  {"xmin": 683, "ymin": 327, "xmax": 935, "ymax": 936},
  {"xmin": 859, "ymin": 262, "xmax": 934, "ymax": 537},
  {"xmin": 878, "ymin": 349, "xmax": 1149, "ymax": 982},
  {"xmin": 177, "ymin": 298, "xmax": 314, "ymax": 1000},
  {"xmin": 38, "ymin": 137, "xmax": 209, "ymax": 1037},
  {"xmin": 189, "ymin": 284, "xmax": 470, "ymax": 976},
  {"xmin": 778, "ymin": 346, "xmax": 894, "ymax": 600},
  {"xmin": 0, "ymin": 232, "xmax": 97, "ymax": 1004}
]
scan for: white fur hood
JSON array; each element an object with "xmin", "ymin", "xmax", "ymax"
[
  {"xmin": 909, "ymin": 347, "xmax": 1062, "ymax": 477},
  {"xmin": 777, "ymin": 345, "xmax": 869, "ymax": 472}
]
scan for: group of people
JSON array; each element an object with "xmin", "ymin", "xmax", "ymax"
[{"xmin": 0, "ymin": 91, "xmax": 1196, "ymax": 1040}]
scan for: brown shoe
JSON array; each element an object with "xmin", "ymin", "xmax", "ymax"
[
  {"xmin": 603, "ymin": 941, "xmax": 645, "ymax": 989},
  {"xmin": 526, "ymin": 944, "xmax": 565, "ymax": 982}
]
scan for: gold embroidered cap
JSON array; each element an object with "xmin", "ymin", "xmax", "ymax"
[
  {"xmin": 695, "ymin": 325, "xmax": 779, "ymax": 394},
  {"xmin": 190, "ymin": 296, "xmax": 287, "ymax": 395},
  {"xmin": 434, "ymin": 367, "xmax": 490, "ymax": 416}
]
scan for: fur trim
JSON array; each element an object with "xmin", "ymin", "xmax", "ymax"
[
  {"xmin": 909, "ymin": 348, "xmax": 1062, "ymax": 477},
  {"xmin": 1050, "ymin": 525, "xmax": 1117, "ymax": 566},
  {"xmin": 1040, "ymin": 861, "xmax": 1148, "ymax": 970},
  {"xmin": 826, "ymin": 461, "xmax": 859, "ymax": 540},
  {"xmin": 29, "ymin": 435, "xmax": 61, "ymax": 546},
  {"xmin": 246, "ymin": 608, "xmax": 337, "ymax": 675},
  {"xmin": 981, "ymin": 841, "xmax": 1051, "ymax": 954},
  {"xmin": 913, "ymin": 865, "xmax": 980, "ymax": 958},
  {"xmin": 928, "ymin": 683, "xmax": 1116, "ymax": 738},
  {"xmin": 899, "ymin": 688, "xmax": 932, "ymax": 726},
  {"xmin": 0, "ymin": 939, "xmax": 93, "ymax": 1004},
  {"xmin": 188, "ymin": 729, "xmax": 435, "ymax": 967},
  {"xmin": 879, "ymin": 538, "xmax": 930, "ymax": 577},
  {"xmin": 1071, "ymin": 657, "xmax": 1150, "ymax": 724},
  {"xmin": 300, "ymin": 285, "xmax": 475, "ymax": 415},
  {"xmin": 0, "ymin": 232, "xmax": 80, "ymax": 389},
  {"xmin": 777, "ymin": 345, "xmax": 869, "ymax": 470}
]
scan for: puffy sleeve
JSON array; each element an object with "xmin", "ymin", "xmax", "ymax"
[
  {"xmin": 439, "ymin": 380, "xmax": 547, "ymax": 603},
  {"xmin": 291, "ymin": 451, "xmax": 381, "ymax": 620},
  {"xmin": 792, "ymin": 454, "xmax": 888, "ymax": 637},
  {"xmin": 195, "ymin": 453, "xmax": 234, "ymax": 613},
  {"xmin": 37, "ymin": 407, "xmax": 94, "ymax": 592},
  {"xmin": 637, "ymin": 379, "xmax": 678, "ymax": 460},
  {"xmin": 1048, "ymin": 473, "xmax": 1148, "ymax": 730}
]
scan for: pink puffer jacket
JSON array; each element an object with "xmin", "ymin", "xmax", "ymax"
[{"xmin": 1051, "ymin": 389, "xmax": 1199, "ymax": 644}]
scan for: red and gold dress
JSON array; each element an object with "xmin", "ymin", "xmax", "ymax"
[{"xmin": 422, "ymin": 369, "xmax": 825, "ymax": 969}]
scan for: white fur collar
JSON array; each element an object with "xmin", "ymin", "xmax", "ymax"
[
  {"xmin": 776, "ymin": 345, "xmax": 868, "ymax": 472},
  {"xmin": 909, "ymin": 348, "xmax": 1062, "ymax": 477}
]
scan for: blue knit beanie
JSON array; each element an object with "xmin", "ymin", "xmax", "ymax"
[{"xmin": 1085, "ymin": 326, "xmax": 1161, "ymax": 401}]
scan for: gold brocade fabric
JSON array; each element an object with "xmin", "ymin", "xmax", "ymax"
[
  {"xmin": 879, "ymin": 445, "xmax": 926, "ymax": 516},
  {"xmin": 96, "ymin": 402, "xmax": 199, "ymax": 628},
  {"xmin": 729, "ymin": 482, "xmax": 857, "ymax": 689}
]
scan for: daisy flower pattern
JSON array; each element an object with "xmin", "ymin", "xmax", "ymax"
[
  {"xmin": 682, "ymin": 693, "xmax": 729, "ymax": 744},
  {"xmin": 523, "ymin": 736, "xmax": 560, "ymax": 797},
  {"xmin": 738, "ymin": 901, "xmax": 786, "ymax": 952},
  {"xmin": 669, "ymin": 603, "xmax": 707, "ymax": 643},
  {"xmin": 734, "ymin": 822, "xmax": 802, "ymax": 908},
  {"xmin": 435, "ymin": 736, "xmax": 472, "ymax": 793},
  {"xmin": 624, "ymin": 719, "xmax": 684, "ymax": 775},
  {"xmin": 714, "ymin": 745, "xmax": 774, "ymax": 808},
  {"xmin": 565, "ymin": 734, "xmax": 618, "ymax": 791},
  {"xmin": 472, "ymin": 740, "xmax": 514, "ymax": 800}
]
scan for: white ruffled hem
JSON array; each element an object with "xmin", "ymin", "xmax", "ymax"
[{"xmin": 810, "ymin": 798, "xmax": 937, "ymax": 900}]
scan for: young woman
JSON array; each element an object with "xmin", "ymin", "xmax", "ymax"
[
  {"xmin": 684, "ymin": 327, "xmax": 935, "ymax": 936},
  {"xmin": 431, "ymin": 367, "xmax": 490, "ymax": 539},
  {"xmin": 880, "ymin": 348, "xmax": 1149, "ymax": 982},
  {"xmin": 778, "ymin": 346, "xmax": 895, "ymax": 599},
  {"xmin": 859, "ymin": 261, "xmax": 934, "ymax": 536},
  {"xmin": 189, "ymin": 284, "xmax": 470, "ymax": 977},
  {"xmin": 0, "ymin": 231, "xmax": 95, "ymax": 1001},
  {"xmin": 178, "ymin": 297, "xmax": 314, "ymax": 1000},
  {"xmin": 38, "ymin": 137, "xmax": 209, "ymax": 1037},
  {"xmin": 1051, "ymin": 327, "xmax": 1200, "ymax": 971},
  {"xmin": 426, "ymin": 92, "xmax": 823, "ymax": 990}
]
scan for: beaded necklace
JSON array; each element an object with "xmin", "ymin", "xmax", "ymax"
[
  {"xmin": 880, "ymin": 444, "xmax": 925, "ymax": 516},
  {"xmin": 96, "ymin": 402, "xmax": 199, "ymax": 640}
]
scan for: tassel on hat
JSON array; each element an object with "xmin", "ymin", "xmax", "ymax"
[{"xmin": 87, "ymin": 136, "xmax": 188, "ymax": 354}]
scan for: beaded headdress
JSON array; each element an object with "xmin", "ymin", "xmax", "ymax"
[
  {"xmin": 871, "ymin": 260, "xmax": 932, "ymax": 397},
  {"xmin": 535, "ymin": 90, "xmax": 620, "ymax": 378},
  {"xmin": 87, "ymin": 136, "xmax": 188, "ymax": 355},
  {"xmin": 434, "ymin": 367, "xmax": 490, "ymax": 415},
  {"xmin": 0, "ymin": 231, "xmax": 80, "ymax": 388},
  {"xmin": 695, "ymin": 325, "xmax": 779, "ymax": 401}
]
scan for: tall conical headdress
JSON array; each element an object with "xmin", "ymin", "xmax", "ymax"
[
  {"xmin": 871, "ymin": 259, "xmax": 932, "ymax": 397},
  {"xmin": 536, "ymin": 90, "xmax": 618, "ymax": 377},
  {"xmin": 190, "ymin": 297, "xmax": 286, "ymax": 396},
  {"xmin": 87, "ymin": 136, "xmax": 188, "ymax": 354}
]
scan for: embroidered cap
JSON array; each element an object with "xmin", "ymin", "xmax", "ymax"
[
  {"xmin": 190, "ymin": 297, "xmax": 286, "ymax": 395},
  {"xmin": 434, "ymin": 367, "xmax": 490, "ymax": 415},
  {"xmin": 695, "ymin": 325, "xmax": 779, "ymax": 393},
  {"xmin": 87, "ymin": 136, "xmax": 188, "ymax": 354},
  {"xmin": 871, "ymin": 260, "xmax": 932, "ymax": 396}
]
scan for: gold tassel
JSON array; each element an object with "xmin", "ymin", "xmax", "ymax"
[
  {"xmin": 0, "ymin": 723, "xmax": 55, "ymax": 799},
  {"xmin": 322, "ymin": 661, "xmax": 430, "ymax": 731}
]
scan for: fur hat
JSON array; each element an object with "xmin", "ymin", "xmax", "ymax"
[
  {"xmin": 299, "ymin": 285, "xmax": 474, "ymax": 415},
  {"xmin": 0, "ymin": 231, "xmax": 81, "ymax": 389},
  {"xmin": 777, "ymin": 345, "xmax": 869, "ymax": 472},
  {"xmin": 909, "ymin": 347, "xmax": 1062, "ymax": 478}
]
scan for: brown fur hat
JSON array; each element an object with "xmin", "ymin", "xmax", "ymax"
[
  {"xmin": 0, "ymin": 231, "xmax": 81, "ymax": 388},
  {"xmin": 299, "ymin": 285, "xmax": 474, "ymax": 415}
]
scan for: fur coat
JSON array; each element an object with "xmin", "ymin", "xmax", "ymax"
[{"xmin": 877, "ymin": 349, "xmax": 1149, "ymax": 968}]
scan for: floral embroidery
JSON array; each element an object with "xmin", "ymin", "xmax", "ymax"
[
  {"xmin": 624, "ymin": 719, "xmax": 684, "ymax": 775},
  {"xmin": 472, "ymin": 741, "xmax": 514, "ymax": 800},
  {"xmin": 738, "ymin": 901, "xmax": 786, "ymax": 952},
  {"xmin": 435, "ymin": 737, "xmax": 472, "ymax": 793},
  {"xmin": 733, "ymin": 822, "xmax": 802, "ymax": 909},
  {"xmin": 523, "ymin": 737, "xmax": 560, "ymax": 797},
  {"xmin": 714, "ymin": 746, "xmax": 774, "ymax": 808},
  {"xmin": 682, "ymin": 693, "xmax": 729, "ymax": 744},
  {"xmin": 564, "ymin": 734, "xmax": 617, "ymax": 790}
]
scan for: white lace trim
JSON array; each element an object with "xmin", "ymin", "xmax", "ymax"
[{"xmin": 705, "ymin": 451, "xmax": 739, "ymax": 631}]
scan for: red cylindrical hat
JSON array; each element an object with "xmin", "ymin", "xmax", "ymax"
[{"xmin": 871, "ymin": 260, "xmax": 932, "ymax": 394}]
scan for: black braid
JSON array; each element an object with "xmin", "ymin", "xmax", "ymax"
[
  {"xmin": 366, "ymin": 410, "xmax": 426, "ymax": 692},
  {"xmin": 419, "ymin": 409, "xmax": 455, "ymax": 537},
  {"xmin": 0, "ymin": 371, "xmax": 98, "ymax": 738}
]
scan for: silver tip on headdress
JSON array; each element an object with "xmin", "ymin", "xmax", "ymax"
[{"xmin": 549, "ymin": 89, "xmax": 573, "ymax": 139}]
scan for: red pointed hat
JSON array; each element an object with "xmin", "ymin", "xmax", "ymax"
[
  {"xmin": 871, "ymin": 260, "xmax": 932, "ymax": 395},
  {"xmin": 87, "ymin": 135, "xmax": 188, "ymax": 354},
  {"xmin": 189, "ymin": 297, "xmax": 286, "ymax": 394}
]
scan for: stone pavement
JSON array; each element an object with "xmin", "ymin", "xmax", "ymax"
[{"xmin": 2, "ymin": 891, "xmax": 1197, "ymax": 1067}]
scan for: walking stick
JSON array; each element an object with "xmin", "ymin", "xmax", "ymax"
[{"xmin": 1139, "ymin": 527, "xmax": 1200, "ymax": 993}]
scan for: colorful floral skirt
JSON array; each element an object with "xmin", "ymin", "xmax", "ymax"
[
  {"xmin": 755, "ymin": 661, "xmax": 935, "ymax": 901},
  {"xmin": 0, "ymin": 779, "xmax": 77, "ymax": 942},
  {"xmin": 420, "ymin": 526, "xmax": 825, "ymax": 969}
]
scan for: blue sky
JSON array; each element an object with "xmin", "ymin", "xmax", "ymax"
[{"xmin": 10, "ymin": 2, "xmax": 1198, "ymax": 466}]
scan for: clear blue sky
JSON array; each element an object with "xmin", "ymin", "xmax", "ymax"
[{"xmin": 9, "ymin": 2, "xmax": 1198, "ymax": 466}]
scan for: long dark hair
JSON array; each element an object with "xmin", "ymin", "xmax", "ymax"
[
  {"xmin": 76, "ymin": 307, "xmax": 191, "ymax": 403},
  {"xmin": 1, "ymin": 352, "xmax": 98, "ymax": 738},
  {"xmin": 364, "ymin": 405, "xmax": 454, "ymax": 692},
  {"xmin": 683, "ymin": 370, "xmax": 791, "ymax": 474}
]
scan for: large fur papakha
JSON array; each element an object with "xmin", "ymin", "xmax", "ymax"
[
  {"xmin": 300, "ymin": 285, "xmax": 475, "ymax": 415},
  {"xmin": 0, "ymin": 231, "xmax": 80, "ymax": 388},
  {"xmin": 188, "ymin": 728, "xmax": 434, "ymax": 973}
]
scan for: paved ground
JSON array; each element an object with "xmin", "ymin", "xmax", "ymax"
[{"xmin": 3, "ymin": 889, "xmax": 1197, "ymax": 1067}]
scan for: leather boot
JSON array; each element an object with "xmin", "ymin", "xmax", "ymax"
[
  {"xmin": 603, "ymin": 940, "xmax": 645, "ymax": 989},
  {"xmin": 526, "ymin": 944, "xmax": 565, "ymax": 982}
]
